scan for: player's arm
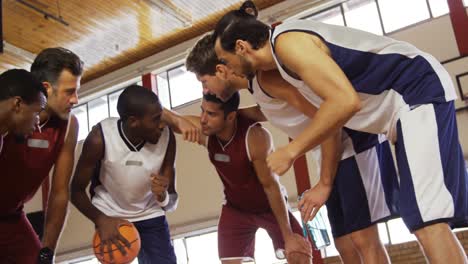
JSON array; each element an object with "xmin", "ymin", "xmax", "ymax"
[
  {"xmin": 41, "ymin": 115, "xmax": 78, "ymax": 254},
  {"xmin": 238, "ymin": 105, "xmax": 267, "ymax": 122},
  {"xmin": 70, "ymin": 125, "xmax": 131, "ymax": 258},
  {"xmin": 170, "ymin": 114, "xmax": 207, "ymax": 146},
  {"xmin": 161, "ymin": 108, "xmax": 200, "ymax": 143},
  {"xmin": 248, "ymin": 125, "xmax": 312, "ymax": 259},
  {"xmin": 248, "ymin": 125, "xmax": 292, "ymax": 238},
  {"xmin": 151, "ymin": 129, "xmax": 178, "ymax": 212},
  {"xmin": 262, "ymin": 71, "xmax": 342, "ymax": 204},
  {"xmin": 273, "ymin": 32, "xmax": 361, "ymax": 165}
]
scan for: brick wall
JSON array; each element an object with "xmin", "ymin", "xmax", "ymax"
[{"xmin": 323, "ymin": 230, "xmax": 468, "ymax": 264}]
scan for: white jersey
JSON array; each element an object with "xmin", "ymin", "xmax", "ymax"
[
  {"xmin": 270, "ymin": 20, "xmax": 456, "ymax": 141},
  {"xmin": 91, "ymin": 117, "xmax": 171, "ymax": 222},
  {"xmin": 249, "ymin": 77, "xmax": 386, "ymax": 160}
]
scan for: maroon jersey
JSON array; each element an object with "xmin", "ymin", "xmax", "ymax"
[
  {"xmin": 0, "ymin": 116, "xmax": 68, "ymax": 216},
  {"xmin": 208, "ymin": 115, "xmax": 274, "ymax": 213}
]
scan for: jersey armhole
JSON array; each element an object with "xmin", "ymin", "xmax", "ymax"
[{"xmin": 270, "ymin": 28, "xmax": 328, "ymax": 81}]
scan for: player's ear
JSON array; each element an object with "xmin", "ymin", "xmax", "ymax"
[{"xmin": 226, "ymin": 111, "xmax": 236, "ymax": 122}]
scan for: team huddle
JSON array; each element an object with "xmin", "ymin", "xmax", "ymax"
[{"xmin": 1, "ymin": 1, "xmax": 467, "ymax": 264}]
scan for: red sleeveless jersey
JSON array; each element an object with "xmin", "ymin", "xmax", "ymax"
[
  {"xmin": 207, "ymin": 115, "xmax": 272, "ymax": 213},
  {"xmin": 0, "ymin": 116, "xmax": 68, "ymax": 216}
]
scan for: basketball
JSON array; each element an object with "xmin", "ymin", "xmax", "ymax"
[{"xmin": 93, "ymin": 223, "xmax": 141, "ymax": 264}]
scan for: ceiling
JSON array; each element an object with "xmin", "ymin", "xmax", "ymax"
[{"xmin": 1, "ymin": 0, "xmax": 284, "ymax": 83}]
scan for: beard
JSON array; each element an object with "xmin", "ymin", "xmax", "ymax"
[
  {"xmin": 239, "ymin": 55, "xmax": 255, "ymax": 80},
  {"xmin": 219, "ymin": 82, "xmax": 237, "ymax": 102}
]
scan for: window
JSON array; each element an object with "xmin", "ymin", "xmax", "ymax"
[
  {"xmin": 254, "ymin": 229, "xmax": 287, "ymax": 264},
  {"xmin": 387, "ymin": 218, "xmax": 416, "ymax": 244},
  {"xmin": 72, "ymin": 104, "xmax": 88, "ymax": 141},
  {"xmin": 108, "ymin": 89, "xmax": 124, "ymax": 118},
  {"xmin": 378, "ymin": 0, "xmax": 430, "ymax": 33},
  {"xmin": 306, "ymin": 6, "xmax": 345, "ymax": 26},
  {"xmin": 173, "ymin": 238, "xmax": 188, "ymax": 264},
  {"xmin": 88, "ymin": 96, "xmax": 109, "ymax": 129},
  {"xmin": 428, "ymin": 0, "xmax": 450, "ymax": 17},
  {"xmin": 343, "ymin": 0, "xmax": 383, "ymax": 35},
  {"xmin": 168, "ymin": 66, "xmax": 203, "ymax": 108},
  {"xmin": 156, "ymin": 72, "xmax": 172, "ymax": 109},
  {"xmin": 185, "ymin": 232, "xmax": 219, "ymax": 263}
]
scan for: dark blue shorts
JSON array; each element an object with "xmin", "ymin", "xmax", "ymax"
[
  {"xmin": 133, "ymin": 215, "xmax": 176, "ymax": 264},
  {"xmin": 326, "ymin": 141, "xmax": 400, "ymax": 238}
]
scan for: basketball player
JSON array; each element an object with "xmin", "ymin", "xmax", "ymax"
[
  {"xmin": 71, "ymin": 85, "xmax": 178, "ymax": 264},
  {"xmin": 177, "ymin": 92, "xmax": 312, "ymax": 264},
  {"xmin": 213, "ymin": 2, "xmax": 468, "ymax": 262},
  {"xmin": 0, "ymin": 69, "xmax": 47, "ymax": 154},
  {"xmin": 0, "ymin": 48, "xmax": 83, "ymax": 264},
  {"xmin": 186, "ymin": 32, "xmax": 398, "ymax": 263}
]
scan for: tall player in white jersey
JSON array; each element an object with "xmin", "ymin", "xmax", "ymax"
[
  {"xmin": 212, "ymin": 2, "xmax": 468, "ymax": 263},
  {"xmin": 186, "ymin": 32, "xmax": 399, "ymax": 263},
  {"xmin": 71, "ymin": 85, "xmax": 179, "ymax": 264}
]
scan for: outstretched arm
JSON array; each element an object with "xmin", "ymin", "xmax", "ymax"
[
  {"xmin": 238, "ymin": 105, "xmax": 267, "ymax": 122},
  {"xmin": 161, "ymin": 108, "xmax": 200, "ymax": 143}
]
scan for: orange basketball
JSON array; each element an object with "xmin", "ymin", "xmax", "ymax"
[{"xmin": 93, "ymin": 223, "xmax": 141, "ymax": 264}]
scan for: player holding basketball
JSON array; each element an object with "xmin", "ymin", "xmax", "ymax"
[
  {"xmin": 212, "ymin": 2, "xmax": 468, "ymax": 263},
  {"xmin": 0, "ymin": 48, "xmax": 83, "ymax": 264},
  {"xmin": 0, "ymin": 69, "xmax": 47, "ymax": 154},
  {"xmin": 71, "ymin": 85, "xmax": 179, "ymax": 264},
  {"xmin": 176, "ymin": 92, "xmax": 312, "ymax": 264},
  {"xmin": 186, "ymin": 29, "xmax": 398, "ymax": 263}
]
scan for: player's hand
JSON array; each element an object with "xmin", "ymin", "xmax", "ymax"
[
  {"xmin": 151, "ymin": 173, "xmax": 169, "ymax": 202},
  {"xmin": 267, "ymin": 146, "xmax": 295, "ymax": 175},
  {"xmin": 178, "ymin": 117, "xmax": 201, "ymax": 144},
  {"xmin": 37, "ymin": 247, "xmax": 54, "ymax": 264},
  {"xmin": 298, "ymin": 182, "xmax": 333, "ymax": 222},
  {"xmin": 285, "ymin": 233, "xmax": 313, "ymax": 264},
  {"xmin": 95, "ymin": 215, "xmax": 132, "ymax": 261}
]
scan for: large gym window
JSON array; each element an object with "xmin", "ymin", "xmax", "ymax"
[
  {"xmin": 167, "ymin": 66, "xmax": 203, "ymax": 108},
  {"xmin": 343, "ymin": 0, "xmax": 383, "ymax": 35},
  {"xmin": 185, "ymin": 231, "xmax": 219, "ymax": 263},
  {"xmin": 428, "ymin": 0, "xmax": 450, "ymax": 17},
  {"xmin": 378, "ymin": 0, "xmax": 430, "ymax": 33},
  {"xmin": 156, "ymin": 71, "xmax": 172, "ymax": 109},
  {"xmin": 72, "ymin": 104, "xmax": 89, "ymax": 141},
  {"xmin": 108, "ymin": 89, "xmax": 124, "ymax": 118},
  {"xmin": 87, "ymin": 96, "xmax": 109, "ymax": 130},
  {"xmin": 305, "ymin": 6, "xmax": 345, "ymax": 26}
]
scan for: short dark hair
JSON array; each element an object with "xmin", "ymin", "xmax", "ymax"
[
  {"xmin": 117, "ymin": 85, "xmax": 161, "ymax": 121},
  {"xmin": 203, "ymin": 92, "xmax": 240, "ymax": 117},
  {"xmin": 31, "ymin": 47, "xmax": 84, "ymax": 85},
  {"xmin": 214, "ymin": 1, "xmax": 270, "ymax": 53},
  {"xmin": 186, "ymin": 33, "xmax": 220, "ymax": 76},
  {"xmin": 0, "ymin": 69, "xmax": 47, "ymax": 104}
]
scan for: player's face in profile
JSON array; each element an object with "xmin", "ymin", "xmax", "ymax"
[
  {"xmin": 200, "ymin": 100, "xmax": 227, "ymax": 136},
  {"xmin": 12, "ymin": 92, "xmax": 47, "ymax": 135},
  {"xmin": 215, "ymin": 38, "xmax": 255, "ymax": 81},
  {"xmin": 46, "ymin": 69, "xmax": 80, "ymax": 120},
  {"xmin": 138, "ymin": 103, "xmax": 163, "ymax": 144}
]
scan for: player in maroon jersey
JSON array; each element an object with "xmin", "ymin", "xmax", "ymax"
[
  {"xmin": 179, "ymin": 92, "xmax": 311, "ymax": 264},
  {"xmin": 0, "ymin": 69, "xmax": 47, "ymax": 154},
  {"xmin": 0, "ymin": 48, "xmax": 83, "ymax": 264}
]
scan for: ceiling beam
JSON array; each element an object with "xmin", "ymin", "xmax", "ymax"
[
  {"xmin": 2, "ymin": 41, "xmax": 36, "ymax": 62},
  {"xmin": 147, "ymin": 0, "xmax": 192, "ymax": 27}
]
